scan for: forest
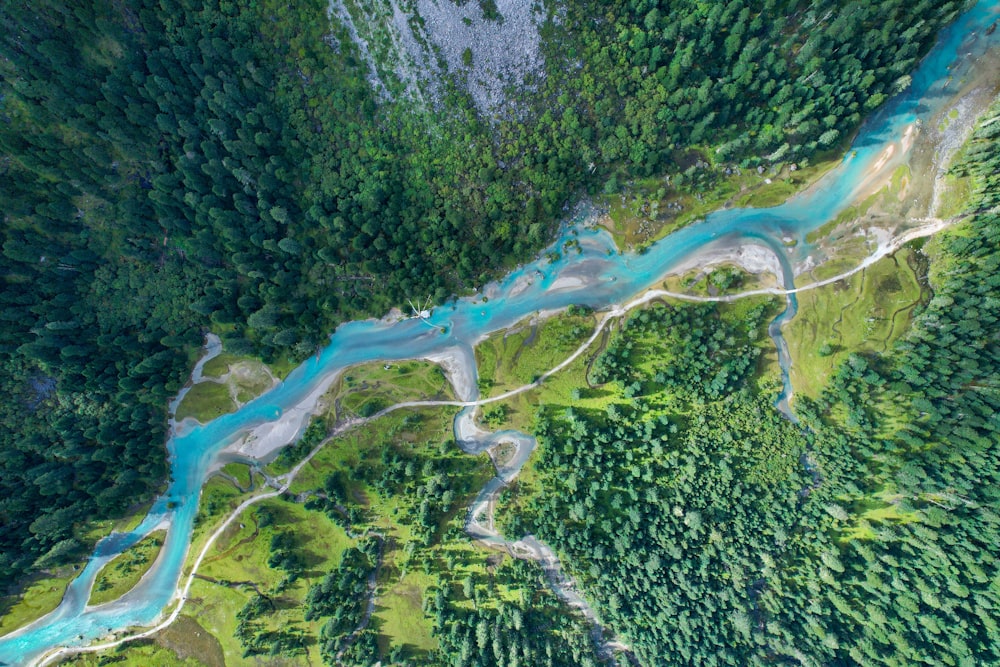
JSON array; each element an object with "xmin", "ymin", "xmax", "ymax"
[
  {"xmin": 151, "ymin": 405, "xmax": 606, "ymax": 666},
  {"xmin": 504, "ymin": 96, "xmax": 1000, "ymax": 665},
  {"xmin": 0, "ymin": 0, "xmax": 971, "ymax": 602}
]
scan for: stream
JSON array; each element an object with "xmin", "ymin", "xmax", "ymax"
[{"xmin": 3, "ymin": 3, "xmax": 1000, "ymax": 664}]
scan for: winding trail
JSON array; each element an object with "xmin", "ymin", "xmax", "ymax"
[
  {"xmin": 10, "ymin": 11, "xmax": 1000, "ymax": 663},
  {"xmin": 33, "ymin": 214, "xmax": 959, "ymax": 667}
]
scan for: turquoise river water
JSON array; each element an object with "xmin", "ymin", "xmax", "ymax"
[{"xmin": 2, "ymin": 3, "xmax": 999, "ymax": 663}]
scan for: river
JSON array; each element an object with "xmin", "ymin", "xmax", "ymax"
[{"xmin": 2, "ymin": 2, "xmax": 999, "ymax": 664}]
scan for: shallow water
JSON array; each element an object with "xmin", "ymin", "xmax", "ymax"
[{"xmin": 3, "ymin": 3, "xmax": 999, "ymax": 663}]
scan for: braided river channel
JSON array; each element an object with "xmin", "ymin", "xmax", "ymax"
[{"xmin": 3, "ymin": 2, "xmax": 1000, "ymax": 664}]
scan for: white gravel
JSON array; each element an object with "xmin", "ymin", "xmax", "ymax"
[
  {"xmin": 327, "ymin": 0, "xmax": 549, "ymax": 115},
  {"xmin": 414, "ymin": 0, "xmax": 546, "ymax": 115}
]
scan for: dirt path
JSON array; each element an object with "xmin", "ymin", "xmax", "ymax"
[{"xmin": 36, "ymin": 212, "xmax": 964, "ymax": 667}]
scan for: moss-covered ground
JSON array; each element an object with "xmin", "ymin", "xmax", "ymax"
[
  {"xmin": 784, "ymin": 247, "xmax": 926, "ymax": 399},
  {"xmin": 89, "ymin": 530, "xmax": 166, "ymax": 606},
  {"xmin": 174, "ymin": 381, "xmax": 236, "ymax": 423},
  {"xmin": 329, "ymin": 359, "xmax": 455, "ymax": 421},
  {"xmin": 0, "ymin": 568, "xmax": 77, "ymax": 637},
  {"xmin": 475, "ymin": 309, "xmax": 597, "ymax": 398}
]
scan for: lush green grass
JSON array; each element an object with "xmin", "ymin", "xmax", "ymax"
[
  {"xmin": 838, "ymin": 489, "xmax": 922, "ymax": 542},
  {"xmin": 600, "ymin": 155, "xmax": 840, "ymax": 252},
  {"xmin": 480, "ymin": 327, "xmax": 613, "ymax": 435},
  {"xmin": 58, "ymin": 639, "xmax": 206, "ymax": 667},
  {"xmin": 89, "ymin": 530, "xmax": 166, "ymax": 606},
  {"xmin": 475, "ymin": 310, "xmax": 597, "ymax": 398},
  {"xmin": 784, "ymin": 248, "xmax": 925, "ymax": 399},
  {"xmin": 219, "ymin": 462, "xmax": 253, "ymax": 490},
  {"xmin": 201, "ymin": 353, "xmax": 240, "ymax": 379},
  {"xmin": 174, "ymin": 381, "xmax": 236, "ymax": 423},
  {"xmin": 733, "ymin": 158, "xmax": 841, "ymax": 209},
  {"xmin": 0, "ymin": 567, "xmax": 76, "ymax": 636},
  {"xmin": 661, "ymin": 264, "xmax": 778, "ymax": 298},
  {"xmin": 936, "ymin": 171, "xmax": 974, "ymax": 220},
  {"xmin": 198, "ymin": 355, "xmax": 277, "ymax": 405},
  {"xmin": 187, "ymin": 497, "xmax": 355, "ymax": 666},
  {"xmin": 373, "ymin": 567, "xmax": 437, "ymax": 656},
  {"xmin": 78, "ymin": 466, "xmax": 347, "ymax": 665},
  {"xmin": 285, "ymin": 410, "xmax": 430, "ymax": 493},
  {"xmin": 279, "ymin": 406, "xmax": 491, "ymax": 657},
  {"xmin": 189, "ymin": 476, "xmax": 248, "ymax": 553},
  {"xmin": 287, "ymin": 407, "xmax": 490, "ymax": 658},
  {"xmin": 334, "ymin": 359, "xmax": 454, "ymax": 420}
]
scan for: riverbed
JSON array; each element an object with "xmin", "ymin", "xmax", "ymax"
[{"xmin": 3, "ymin": 3, "xmax": 1000, "ymax": 664}]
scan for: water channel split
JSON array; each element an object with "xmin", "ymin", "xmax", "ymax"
[{"xmin": 4, "ymin": 4, "xmax": 1000, "ymax": 664}]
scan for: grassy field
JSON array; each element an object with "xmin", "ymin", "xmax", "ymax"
[
  {"xmin": 838, "ymin": 488, "xmax": 923, "ymax": 542},
  {"xmin": 185, "ymin": 495, "xmax": 355, "ymax": 666},
  {"xmin": 784, "ymin": 247, "xmax": 926, "ymax": 399},
  {"xmin": 58, "ymin": 636, "xmax": 208, "ymax": 666},
  {"xmin": 600, "ymin": 154, "xmax": 840, "ymax": 251},
  {"xmin": 66, "ymin": 471, "xmax": 344, "ymax": 666},
  {"xmin": 200, "ymin": 353, "xmax": 239, "ymax": 379},
  {"xmin": 288, "ymin": 411, "xmax": 427, "ymax": 496},
  {"xmin": 282, "ymin": 406, "xmax": 493, "ymax": 661},
  {"xmin": 81, "ymin": 403, "xmax": 495, "ymax": 665},
  {"xmin": 475, "ymin": 309, "xmax": 597, "ymax": 398},
  {"xmin": 332, "ymin": 359, "xmax": 454, "ymax": 421},
  {"xmin": 181, "ymin": 353, "xmax": 279, "ymax": 425},
  {"xmin": 218, "ymin": 462, "xmax": 254, "ymax": 490},
  {"xmin": 0, "ymin": 567, "xmax": 77, "ymax": 637},
  {"xmin": 481, "ymin": 295, "xmax": 781, "ymax": 434},
  {"xmin": 174, "ymin": 381, "xmax": 236, "ymax": 423},
  {"xmin": 89, "ymin": 530, "xmax": 166, "ymax": 607},
  {"xmin": 661, "ymin": 264, "xmax": 778, "ymax": 297}
]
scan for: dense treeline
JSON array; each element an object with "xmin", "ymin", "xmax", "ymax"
[
  {"xmin": 428, "ymin": 558, "xmax": 603, "ymax": 667},
  {"xmin": 510, "ymin": 302, "xmax": 809, "ymax": 665},
  {"xmin": 512, "ymin": 98, "xmax": 1000, "ymax": 664},
  {"xmin": 288, "ymin": 412, "xmax": 599, "ymax": 665},
  {"xmin": 0, "ymin": 0, "xmax": 965, "ymax": 587},
  {"xmin": 305, "ymin": 536, "xmax": 381, "ymax": 664},
  {"xmin": 542, "ymin": 0, "xmax": 962, "ymax": 176},
  {"xmin": 588, "ymin": 301, "xmax": 767, "ymax": 399},
  {"xmin": 760, "ymin": 96, "xmax": 1000, "ymax": 665}
]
